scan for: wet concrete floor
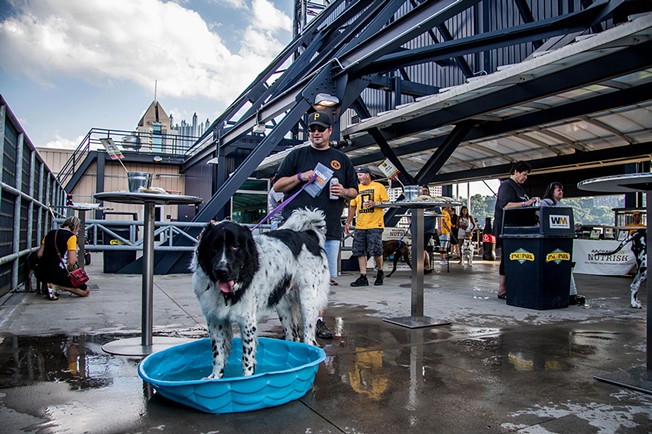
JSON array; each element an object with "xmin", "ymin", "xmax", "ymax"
[{"xmin": 1, "ymin": 257, "xmax": 651, "ymax": 433}]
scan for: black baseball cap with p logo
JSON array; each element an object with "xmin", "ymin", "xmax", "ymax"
[{"xmin": 308, "ymin": 111, "xmax": 332, "ymax": 128}]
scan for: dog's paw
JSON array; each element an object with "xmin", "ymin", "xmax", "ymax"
[
  {"xmin": 204, "ymin": 371, "xmax": 223, "ymax": 380},
  {"xmin": 631, "ymin": 301, "xmax": 643, "ymax": 309}
]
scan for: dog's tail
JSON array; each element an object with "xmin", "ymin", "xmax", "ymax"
[
  {"xmin": 594, "ymin": 235, "xmax": 633, "ymax": 257},
  {"xmin": 281, "ymin": 208, "xmax": 327, "ymax": 243}
]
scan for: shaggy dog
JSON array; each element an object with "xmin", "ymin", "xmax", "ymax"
[
  {"xmin": 383, "ymin": 239, "xmax": 412, "ymax": 277},
  {"xmin": 460, "ymin": 238, "xmax": 475, "ymax": 267},
  {"xmin": 597, "ymin": 228, "xmax": 647, "ymax": 308},
  {"xmin": 191, "ymin": 208, "xmax": 330, "ymax": 378}
]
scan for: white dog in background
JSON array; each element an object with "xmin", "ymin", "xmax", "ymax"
[{"xmin": 460, "ymin": 238, "xmax": 476, "ymax": 267}]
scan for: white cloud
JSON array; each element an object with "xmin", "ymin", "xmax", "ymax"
[
  {"xmin": 251, "ymin": 0, "xmax": 292, "ymax": 32},
  {"xmin": 217, "ymin": 0, "xmax": 248, "ymax": 9},
  {"xmin": 236, "ymin": 0, "xmax": 292, "ymax": 82},
  {"xmin": 0, "ymin": 0, "xmax": 291, "ymax": 106},
  {"xmin": 41, "ymin": 134, "xmax": 87, "ymax": 150}
]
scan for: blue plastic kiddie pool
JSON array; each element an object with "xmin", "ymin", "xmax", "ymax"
[{"xmin": 138, "ymin": 337, "xmax": 326, "ymax": 414}]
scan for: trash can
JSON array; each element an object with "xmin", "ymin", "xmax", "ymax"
[
  {"xmin": 501, "ymin": 207, "xmax": 574, "ymax": 310},
  {"xmin": 103, "ymin": 221, "xmax": 137, "ymax": 273}
]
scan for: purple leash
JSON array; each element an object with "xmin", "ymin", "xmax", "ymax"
[{"xmin": 252, "ymin": 174, "xmax": 318, "ymax": 230}]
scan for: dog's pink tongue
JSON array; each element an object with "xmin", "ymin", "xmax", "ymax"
[{"xmin": 219, "ymin": 280, "xmax": 235, "ymax": 293}]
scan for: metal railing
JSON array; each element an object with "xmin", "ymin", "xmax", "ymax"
[
  {"xmin": 60, "ymin": 219, "xmax": 273, "ymax": 252},
  {"xmin": 1, "ymin": 96, "xmax": 66, "ymax": 296},
  {"xmin": 56, "ymin": 128, "xmax": 200, "ymax": 187}
]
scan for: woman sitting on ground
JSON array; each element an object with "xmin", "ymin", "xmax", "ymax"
[{"xmin": 37, "ymin": 216, "xmax": 90, "ymax": 300}]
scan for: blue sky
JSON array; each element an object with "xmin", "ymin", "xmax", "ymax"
[
  {"xmin": 0, "ymin": 0, "xmax": 499, "ymax": 197},
  {"xmin": 0, "ymin": 0, "xmax": 294, "ymax": 148}
]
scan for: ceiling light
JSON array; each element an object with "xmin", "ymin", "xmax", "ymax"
[{"xmin": 314, "ymin": 93, "xmax": 339, "ymax": 107}]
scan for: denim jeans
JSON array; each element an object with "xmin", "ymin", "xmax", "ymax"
[{"xmin": 324, "ymin": 239, "xmax": 340, "ymax": 278}]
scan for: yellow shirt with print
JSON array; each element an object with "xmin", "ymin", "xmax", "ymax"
[
  {"xmin": 439, "ymin": 209, "xmax": 452, "ymax": 235},
  {"xmin": 350, "ymin": 181, "xmax": 389, "ymax": 230},
  {"xmin": 625, "ymin": 221, "xmax": 645, "ymax": 235}
]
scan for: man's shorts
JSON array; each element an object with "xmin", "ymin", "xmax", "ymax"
[
  {"xmin": 352, "ymin": 228, "xmax": 383, "ymax": 257},
  {"xmin": 439, "ymin": 233, "xmax": 451, "ymax": 249}
]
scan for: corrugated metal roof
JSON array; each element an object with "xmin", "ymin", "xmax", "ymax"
[{"xmin": 332, "ymin": 13, "xmax": 652, "ymax": 183}]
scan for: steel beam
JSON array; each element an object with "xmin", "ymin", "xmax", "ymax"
[
  {"xmin": 338, "ymin": 0, "xmax": 480, "ymax": 74},
  {"xmin": 360, "ymin": 0, "xmax": 621, "ymax": 75},
  {"xmin": 369, "ymin": 128, "xmax": 417, "ymax": 185},
  {"xmin": 347, "ymin": 39, "xmax": 652, "ymax": 150},
  {"xmin": 426, "ymin": 141, "xmax": 652, "ymax": 184},
  {"xmin": 415, "ymin": 120, "xmax": 474, "ymax": 184},
  {"xmin": 349, "ymin": 79, "xmax": 652, "ymax": 166}
]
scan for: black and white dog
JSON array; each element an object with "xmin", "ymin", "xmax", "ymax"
[
  {"xmin": 460, "ymin": 238, "xmax": 475, "ymax": 267},
  {"xmin": 191, "ymin": 208, "xmax": 330, "ymax": 378},
  {"xmin": 597, "ymin": 228, "xmax": 647, "ymax": 309}
]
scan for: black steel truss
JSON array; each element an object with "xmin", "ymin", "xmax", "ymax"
[{"xmin": 154, "ymin": 0, "xmax": 651, "ymax": 273}]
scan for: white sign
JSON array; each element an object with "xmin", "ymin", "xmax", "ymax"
[
  {"xmin": 377, "ymin": 159, "xmax": 400, "ymax": 180},
  {"xmin": 572, "ymin": 239, "xmax": 636, "ymax": 276},
  {"xmin": 383, "ymin": 227, "xmax": 410, "ymax": 241}
]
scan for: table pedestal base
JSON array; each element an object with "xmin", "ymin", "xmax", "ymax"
[
  {"xmin": 383, "ymin": 316, "xmax": 451, "ymax": 329},
  {"xmin": 594, "ymin": 366, "xmax": 652, "ymax": 395},
  {"xmin": 102, "ymin": 336, "xmax": 192, "ymax": 357}
]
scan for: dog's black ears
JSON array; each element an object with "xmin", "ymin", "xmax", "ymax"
[{"xmin": 198, "ymin": 221, "xmax": 216, "ymax": 243}]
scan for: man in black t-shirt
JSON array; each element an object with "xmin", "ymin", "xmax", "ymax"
[
  {"xmin": 493, "ymin": 161, "xmax": 538, "ymax": 299},
  {"xmin": 274, "ymin": 111, "xmax": 358, "ymax": 338}
]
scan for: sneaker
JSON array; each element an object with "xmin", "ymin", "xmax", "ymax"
[
  {"xmin": 569, "ymin": 295, "xmax": 578, "ymax": 305},
  {"xmin": 440, "ymin": 260, "xmax": 447, "ymax": 265},
  {"xmin": 374, "ymin": 270, "xmax": 384, "ymax": 286},
  {"xmin": 350, "ymin": 275, "xmax": 369, "ymax": 287},
  {"xmin": 570, "ymin": 294, "xmax": 587, "ymax": 305},
  {"xmin": 47, "ymin": 287, "xmax": 59, "ymax": 301},
  {"xmin": 316, "ymin": 319, "xmax": 333, "ymax": 339}
]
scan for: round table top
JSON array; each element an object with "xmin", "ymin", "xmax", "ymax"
[
  {"xmin": 577, "ymin": 173, "xmax": 652, "ymax": 193},
  {"xmin": 52, "ymin": 204, "xmax": 113, "ymax": 211},
  {"xmin": 95, "ymin": 191, "xmax": 202, "ymax": 206},
  {"xmin": 71, "ymin": 203, "xmax": 112, "ymax": 211}
]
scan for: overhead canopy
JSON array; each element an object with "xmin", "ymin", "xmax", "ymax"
[{"xmin": 337, "ymin": 13, "xmax": 652, "ymax": 185}]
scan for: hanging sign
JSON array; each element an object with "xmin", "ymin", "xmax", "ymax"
[
  {"xmin": 377, "ymin": 159, "xmax": 400, "ymax": 180},
  {"xmin": 100, "ymin": 138, "xmax": 124, "ymax": 160}
]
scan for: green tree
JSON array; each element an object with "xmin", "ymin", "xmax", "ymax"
[{"xmin": 470, "ymin": 194, "xmax": 488, "ymax": 223}]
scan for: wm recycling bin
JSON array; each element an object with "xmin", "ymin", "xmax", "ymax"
[{"xmin": 501, "ymin": 207, "xmax": 574, "ymax": 310}]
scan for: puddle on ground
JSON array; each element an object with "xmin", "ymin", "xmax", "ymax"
[
  {"xmin": 0, "ymin": 314, "xmax": 642, "ymax": 433},
  {"xmin": 0, "ymin": 334, "xmax": 137, "ymax": 389}
]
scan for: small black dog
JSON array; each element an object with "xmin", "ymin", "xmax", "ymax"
[
  {"xmin": 383, "ymin": 239, "xmax": 412, "ymax": 277},
  {"xmin": 26, "ymin": 251, "xmax": 47, "ymax": 294}
]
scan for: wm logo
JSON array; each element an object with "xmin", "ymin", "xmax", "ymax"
[{"xmin": 549, "ymin": 214, "xmax": 570, "ymax": 229}]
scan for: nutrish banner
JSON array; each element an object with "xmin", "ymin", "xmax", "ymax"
[{"xmin": 572, "ymin": 239, "xmax": 636, "ymax": 276}]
